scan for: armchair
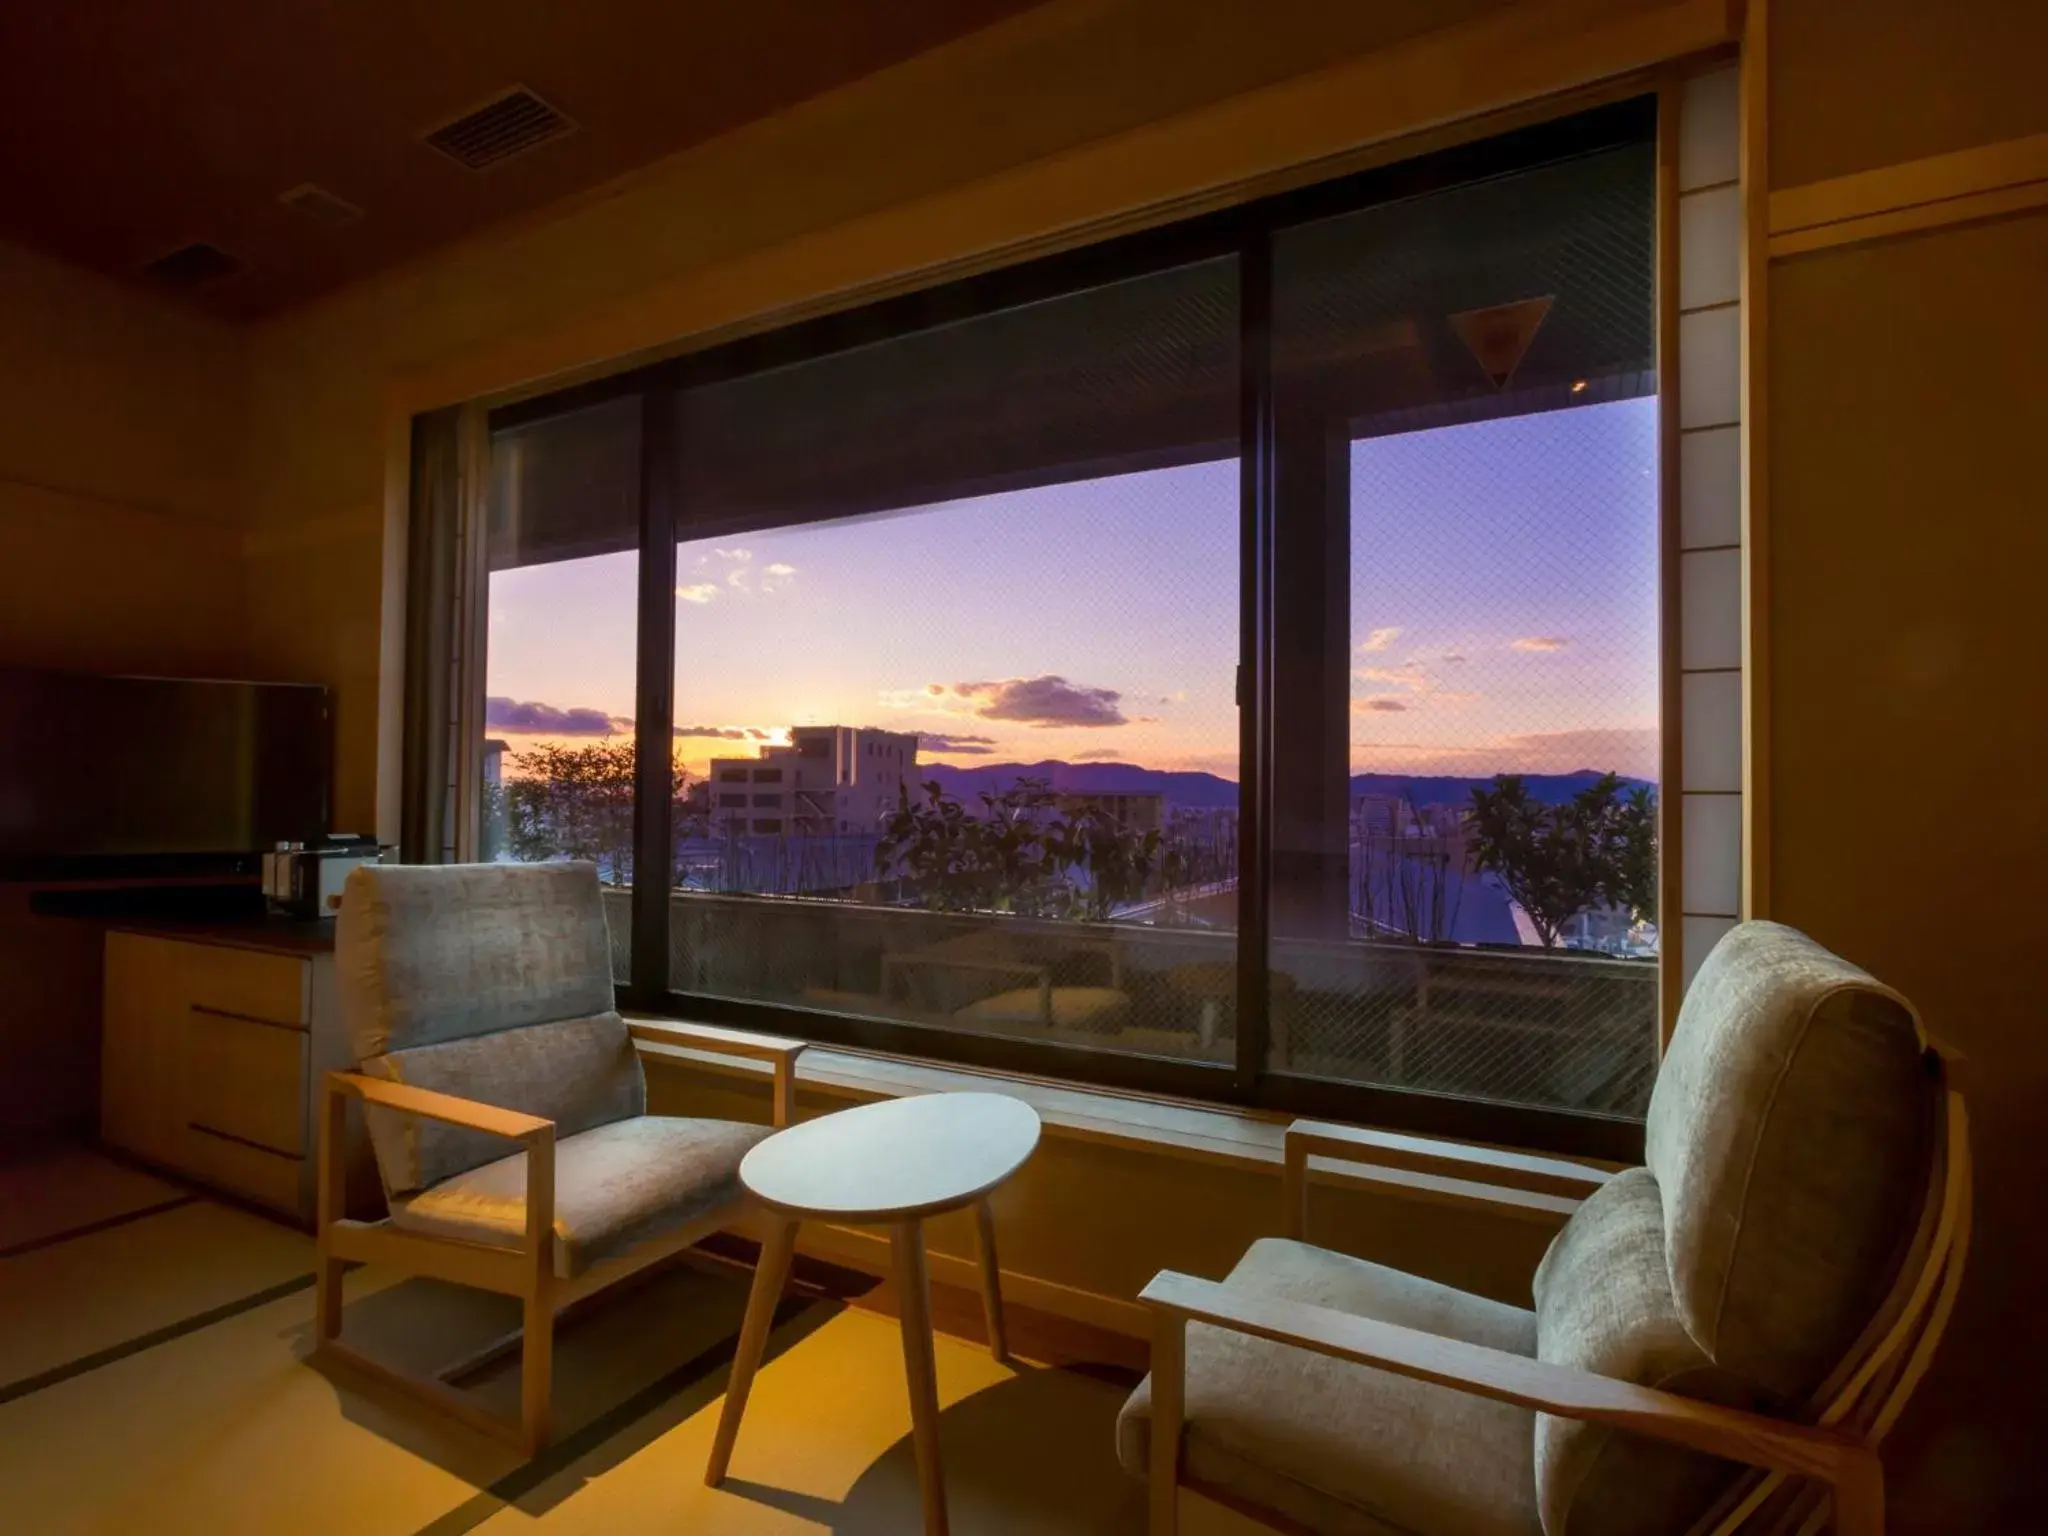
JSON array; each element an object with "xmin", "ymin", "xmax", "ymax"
[
  {"xmin": 1123, "ymin": 921, "xmax": 1970, "ymax": 1535},
  {"xmin": 313, "ymin": 861, "xmax": 804, "ymax": 1454}
]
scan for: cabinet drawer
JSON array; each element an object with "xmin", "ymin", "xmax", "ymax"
[
  {"xmin": 186, "ymin": 1010, "xmax": 307, "ymax": 1157},
  {"xmin": 184, "ymin": 946, "xmax": 309, "ymax": 1027},
  {"xmin": 184, "ymin": 1124, "xmax": 305, "ymax": 1215}
]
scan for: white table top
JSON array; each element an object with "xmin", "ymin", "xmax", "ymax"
[{"xmin": 738, "ymin": 1092, "xmax": 1042, "ymax": 1222}]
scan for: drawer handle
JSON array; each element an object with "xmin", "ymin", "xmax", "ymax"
[
  {"xmin": 189, "ymin": 1121, "xmax": 302, "ymax": 1162},
  {"xmin": 189, "ymin": 1003, "xmax": 309, "ymax": 1034}
]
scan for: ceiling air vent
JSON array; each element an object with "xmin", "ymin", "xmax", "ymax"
[
  {"xmin": 279, "ymin": 183, "xmax": 364, "ymax": 228},
  {"xmin": 142, "ymin": 242, "xmax": 245, "ymax": 288},
  {"xmin": 421, "ymin": 87, "xmax": 576, "ymax": 171}
]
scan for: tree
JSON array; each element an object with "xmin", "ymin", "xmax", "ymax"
[
  {"xmin": 1466, "ymin": 772, "xmax": 1655, "ymax": 948},
  {"xmin": 1609, "ymin": 784, "xmax": 1659, "ymax": 926},
  {"xmin": 1049, "ymin": 803, "xmax": 1162, "ymax": 922},
  {"xmin": 497, "ymin": 738, "xmax": 692, "ymax": 887},
  {"xmin": 875, "ymin": 777, "xmax": 1166, "ymax": 920}
]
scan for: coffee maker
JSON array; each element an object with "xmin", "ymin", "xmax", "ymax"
[{"xmin": 262, "ymin": 835, "xmax": 382, "ymax": 919}]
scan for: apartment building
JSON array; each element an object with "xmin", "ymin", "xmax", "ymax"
[{"xmin": 706, "ymin": 725, "xmax": 917, "ymax": 835}]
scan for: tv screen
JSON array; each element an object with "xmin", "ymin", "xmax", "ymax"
[{"xmin": 0, "ymin": 671, "xmax": 331, "ymax": 864}]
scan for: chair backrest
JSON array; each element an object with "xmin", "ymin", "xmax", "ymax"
[
  {"xmin": 336, "ymin": 861, "xmax": 644, "ymax": 1197},
  {"xmin": 1533, "ymin": 921, "xmax": 1957, "ymax": 1536}
]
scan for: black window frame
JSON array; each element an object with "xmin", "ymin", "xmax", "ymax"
[{"xmin": 480, "ymin": 96, "xmax": 1660, "ymax": 1161}]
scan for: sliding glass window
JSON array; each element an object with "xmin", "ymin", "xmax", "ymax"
[
  {"xmin": 480, "ymin": 395, "xmax": 643, "ymax": 984},
  {"xmin": 1265, "ymin": 138, "xmax": 1660, "ymax": 1124},
  {"xmin": 660, "ymin": 259, "xmax": 1241, "ymax": 1072},
  {"xmin": 456, "ymin": 98, "xmax": 1662, "ymax": 1154}
]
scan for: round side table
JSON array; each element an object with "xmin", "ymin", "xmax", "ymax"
[{"xmin": 704, "ymin": 1091, "xmax": 1042, "ymax": 1536}]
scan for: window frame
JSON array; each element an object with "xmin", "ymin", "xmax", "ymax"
[{"xmin": 472, "ymin": 96, "xmax": 1663, "ymax": 1162}]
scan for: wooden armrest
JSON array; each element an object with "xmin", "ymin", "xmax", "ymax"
[
  {"xmin": 1140, "ymin": 1271, "xmax": 1872, "ymax": 1491},
  {"xmin": 1283, "ymin": 1119, "xmax": 1610, "ymax": 1237},
  {"xmin": 627, "ymin": 1019, "xmax": 807, "ymax": 1064},
  {"xmin": 624, "ymin": 1020, "xmax": 806, "ymax": 1128},
  {"xmin": 326, "ymin": 1071, "xmax": 553, "ymax": 1142}
]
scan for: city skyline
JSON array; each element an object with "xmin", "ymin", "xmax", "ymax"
[{"xmin": 485, "ymin": 398, "xmax": 1659, "ymax": 784}]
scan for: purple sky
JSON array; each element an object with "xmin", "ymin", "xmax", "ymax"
[{"xmin": 486, "ymin": 397, "xmax": 1658, "ymax": 781}]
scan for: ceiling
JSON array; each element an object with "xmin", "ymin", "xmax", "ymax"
[{"xmin": 0, "ymin": 1, "xmax": 1045, "ymax": 320}]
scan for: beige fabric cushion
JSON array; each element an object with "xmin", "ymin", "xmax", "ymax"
[
  {"xmin": 1119, "ymin": 1238, "xmax": 1541, "ymax": 1536},
  {"xmin": 1645, "ymin": 921, "xmax": 1934, "ymax": 1400},
  {"xmin": 360, "ymin": 1011, "xmax": 645, "ymax": 1195},
  {"xmin": 390, "ymin": 1115, "xmax": 770, "ymax": 1278},
  {"xmin": 336, "ymin": 861, "xmax": 615, "ymax": 1059},
  {"xmin": 1533, "ymin": 1168, "xmax": 1761, "ymax": 1536}
]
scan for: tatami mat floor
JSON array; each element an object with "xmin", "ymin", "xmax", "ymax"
[{"xmin": 0, "ymin": 1148, "xmax": 1260, "ymax": 1534}]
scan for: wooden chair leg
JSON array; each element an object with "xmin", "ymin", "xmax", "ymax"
[
  {"xmin": 972, "ymin": 1198, "xmax": 1009, "ymax": 1362},
  {"xmin": 314, "ymin": 1250, "xmax": 346, "ymax": 1343},
  {"xmin": 519, "ymin": 1129, "xmax": 557, "ymax": 1457},
  {"xmin": 1833, "ymin": 1451, "xmax": 1884, "ymax": 1536},
  {"xmin": 1149, "ymin": 1311, "xmax": 1186, "ymax": 1536},
  {"xmin": 314, "ymin": 1072, "xmax": 348, "ymax": 1344},
  {"xmin": 893, "ymin": 1220, "xmax": 949, "ymax": 1536},
  {"xmin": 520, "ymin": 1273, "xmax": 554, "ymax": 1455},
  {"xmin": 706, "ymin": 1218, "xmax": 799, "ymax": 1486}
]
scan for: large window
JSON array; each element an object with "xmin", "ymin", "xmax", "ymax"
[
  {"xmin": 479, "ymin": 396, "xmax": 641, "ymax": 984},
  {"xmin": 460, "ymin": 99, "xmax": 1661, "ymax": 1155},
  {"xmin": 1265, "ymin": 138, "xmax": 1661, "ymax": 1126}
]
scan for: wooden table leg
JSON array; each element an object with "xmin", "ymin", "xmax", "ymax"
[
  {"xmin": 705, "ymin": 1217, "xmax": 799, "ymax": 1487},
  {"xmin": 972, "ymin": 1198, "xmax": 1008, "ymax": 1362},
  {"xmin": 892, "ymin": 1219, "xmax": 949, "ymax": 1536}
]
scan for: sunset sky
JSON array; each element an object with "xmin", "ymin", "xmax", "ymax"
[{"xmin": 485, "ymin": 397, "xmax": 1659, "ymax": 783}]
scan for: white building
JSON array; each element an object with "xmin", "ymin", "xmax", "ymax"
[{"xmin": 707, "ymin": 726, "xmax": 918, "ymax": 836}]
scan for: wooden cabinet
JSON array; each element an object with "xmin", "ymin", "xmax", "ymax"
[{"xmin": 101, "ymin": 928, "xmax": 372, "ymax": 1225}]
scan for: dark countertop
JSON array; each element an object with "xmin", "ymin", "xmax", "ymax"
[{"xmin": 109, "ymin": 914, "xmax": 337, "ymax": 956}]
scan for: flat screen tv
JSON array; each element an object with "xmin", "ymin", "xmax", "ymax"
[{"xmin": 0, "ymin": 670, "xmax": 331, "ymax": 872}]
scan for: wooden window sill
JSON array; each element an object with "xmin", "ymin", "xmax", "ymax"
[{"xmin": 628, "ymin": 1015, "xmax": 1610, "ymax": 1225}]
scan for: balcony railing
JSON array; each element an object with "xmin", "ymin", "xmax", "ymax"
[{"xmin": 599, "ymin": 885, "xmax": 1657, "ymax": 1118}]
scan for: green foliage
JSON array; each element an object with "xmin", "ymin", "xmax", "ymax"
[
  {"xmin": 1465, "ymin": 772, "xmax": 1658, "ymax": 947},
  {"xmin": 1050, "ymin": 807, "xmax": 1162, "ymax": 922},
  {"xmin": 492, "ymin": 739, "xmax": 692, "ymax": 886},
  {"xmin": 1610, "ymin": 784, "xmax": 1659, "ymax": 927},
  {"xmin": 876, "ymin": 777, "xmax": 1167, "ymax": 920}
]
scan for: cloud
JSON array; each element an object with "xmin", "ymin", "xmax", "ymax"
[
  {"xmin": 949, "ymin": 675, "xmax": 1128, "ymax": 728},
  {"xmin": 715, "ymin": 547, "xmax": 752, "ymax": 562},
  {"xmin": 1357, "ymin": 627, "xmax": 1402, "ymax": 653},
  {"xmin": 1510, "ymin": 636, "xmax": 1570, "ymax": 652},
  {"xmin": 1072, "ymin": 749, "xmax": 1126, "ymax": 761},
  {"xmin": 759, "ymin": 561, "xmax": 796, "ymax": 593},
  {"xmin": 918, "ymin": 732, "xmax": 997, "ymax": 756},
  {"xmin": 676, "ymin": 583, "xmax": 719, "ymax": 604},
  {"xmin": 763, "ymin": 562, "xmax": 796, "ymax": 578},
  {"xmin": 1354, "ymin": 664, "xmax": 1430, "ymax": 694},
  {"xmin": 673, "ymin": 724, "xmax": 756, "ymax": 741},
  {"xmin": 726, "ymin": 568, "xmax": 750, "ymax": 591},
  {"xmin": 1160, "ymin": 690, "xmax": 1189, "ymax": 704},
  {"xmin": 1441, "ymin": 654, "xmax": 1468, "ymax": 665},
  {"xmin": 486, "ymin": 696, "xmax": 625, "ymax": 736},
  {"xmin": 1356, "ymin": 698, "xmax": 1409, "ymax": 713}
]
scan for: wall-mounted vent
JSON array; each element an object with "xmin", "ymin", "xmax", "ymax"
[
  {"xmin": 421, "ymin": 87, "xmax": 576, "ymax": 171},
  {"xmin": 142, "ymin": 242, "xmax": 245, "ymax": 288},
  {"xmin": 279, "ymin": 183, "xmax": 364, "ymax": 228}
]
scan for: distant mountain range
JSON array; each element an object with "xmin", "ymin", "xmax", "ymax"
[{"xmin": 915, "ymin": 759, "xmax": 1652, "ymax": 809}]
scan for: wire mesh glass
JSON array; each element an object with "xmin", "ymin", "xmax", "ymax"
[
  {"xmin": 1267, "ymin": 140, "xmax": 1661, "ymax": 1117},
  {"xmin": 479, "ymin": 395, "xmax": 643, "ymax": 986},
  {"xmin": 662, "ymin": 257, "xmax": 1241, "ymax": 1063}
]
